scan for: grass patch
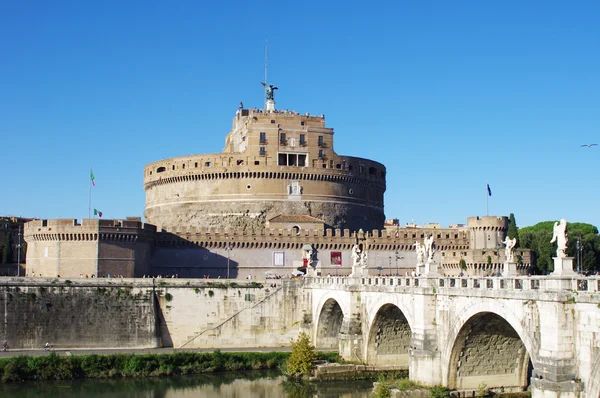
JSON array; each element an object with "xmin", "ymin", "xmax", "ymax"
[{"xmin": 0, "ymin": 350, "xmax": 338, "ymax": 383}]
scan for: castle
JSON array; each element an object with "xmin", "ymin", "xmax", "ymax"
[{"xmin": 24, "ymin": 90, "xmax": 533, "ymax": 278}]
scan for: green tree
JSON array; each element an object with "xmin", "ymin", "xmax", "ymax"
[
  {"xmin": 519, "ymin": 221, "xmax": 600, "ymax": 274},
  {"xmin": 486, "ymin": 256, "xmax": 492, "ymax": 266},
  {"xmin": 2, "ymin": 232, "xmax": 12, "ymax": 264},
  {"xmin": 286, "ymin": 332, "xmax": 317, "ymax": 378},
  {"xmin": 459, "ymin": 259, "xmax": 467, "ymax": 271},
  {"xmin": 507, "ymin": 213, "xmax": 519, "ymax": 247}
]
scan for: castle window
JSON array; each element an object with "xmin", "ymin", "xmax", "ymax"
[
  {"xmin": 246, "ymin": 184, "xmax": 251, "ymax": 190},
  {"xmin": 348, "ymin": 189, "xmax": 354, "ymax": 195},
  {"xmin": 237, "ymin": 160, "xmax": 244, "ymax": 165},
  {"xmin": 278, "ymin": 153, "xmax": 288, "ymax": 166},
  {"xmin": 157, "ymin": 167, "xmax": 166, "ymax": 173},
  {"xmin": 273, "ymin": 251, "xmax": 284, "ymax": 266},
  {"xmin": 182, "ymin": 164, "xmax": 185, "ymax": 169},
  {"xmin": 298, "ymin": 154, "xmax": 306, "ymax": 167},
  {"xmin": 172, "ymin": 165, "xmax": 175, "ymax": 170},
  {"xmin": 318, "ymin": 135, "xmax": 324, "ymax": 147},
  {"xmin": 359, "ymin": 164, "xmax": 364, "ymax": 174},
  {"xmin": 260, "ymin": 132, "xmax": 266, "ymax": 144},
  {"xmin": 369, "ymin": 167, "xmax": 377, "ymax": 175},
  {"xmin": 299, "ymin": 134, "xmax": 306, "ymax": 145},
  {"xmin": 205, "ymin": 162, "xmax": 212, "ymax": 167},
  {"xmin": 254, "ymin": 160, "xmax": 260, "ymax": 165},
  {"xmin": 271, "ymin": 119, "xmax": 275, "ymax": 124},
  {"xmin": 300, "ymin": 121, "xmax": 305, "ymax": 126},
  {"xmin": 259, "ymin": 147, "xmax": 266, "ymax": 156},
  {"xmin": 279, "ymin": 133, "xmax": 286, "ymax": 145},
  {"xmin": 348, "ymin": 165, "xmax": 353, "ymax": 171},
  {"xmin": 292, "ymin": 226, "xmax": 300, "ymax": 235},
  {"xmin": 318, "ymin": 149, "xmax": 324, "ymax": 159},
  {"xmin": 336, "ymin": 164, "xmax": 341, "ymax": 169},
  {"xmin": 195, "ymin": 162, "xmax": 198, "ymax": 168},
  {"xmin": 289, "ymin": 180, "xmax": 301, "ymax": 195}
]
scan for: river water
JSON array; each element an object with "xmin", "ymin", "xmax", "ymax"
[{"xmin": 0, "ymin": 370, "xmax": 375, "ymax": 398}]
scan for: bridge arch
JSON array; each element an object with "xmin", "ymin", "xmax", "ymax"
[
  {"xmin": 364, "ymin": 294, "xmax": 414, "ymax": 366},
  {"xmin": 443, "ymin": 301, "xmax": 536, "ymax": 390},
  {"xmin": 314, "ymin": 292, "xmax": 348, "ymax": 350},
  {"xmin": 366, "ymin": 303, "xmax": 412, "ymax": 366}
]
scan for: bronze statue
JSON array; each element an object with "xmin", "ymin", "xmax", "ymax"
[{"xmin": 261, "ymin": 82, "xmax": 278, "ymax": 101}]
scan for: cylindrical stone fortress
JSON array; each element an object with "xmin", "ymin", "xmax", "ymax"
[{"xmin": 144, "ymin": 108, "xmax": 386, "ymax": 232}]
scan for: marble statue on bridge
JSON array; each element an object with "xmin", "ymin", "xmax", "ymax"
[
  {"xmin": 550, "ymin": 218, "xmax": 568, "ymax": 258},
  {"xmin": 414, "ymin": 242, "xmax": 425, "ymax": 266},
  {"xmin": 502, "ymin": 236, "xmax": 517, "ymax": 263},
  {"xmin": 424, "ymin": 234, "xmax": 435, "ymax": 262}
]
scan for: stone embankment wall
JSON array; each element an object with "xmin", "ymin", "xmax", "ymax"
[
  {"xmin": 0, "ymin": 278, "xmax": 307, "ymax": 350},
  {"xmin": 0, "ymin": 278, "xmax": 158, "ymax": 349},
  {"xmin": 155, "ymin": 279, "xmax": 308, "ymax": 348}
]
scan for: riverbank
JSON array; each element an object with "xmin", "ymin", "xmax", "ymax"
[{"xmin": 0, "ymin": 350, "xmax": 340, "ymax": 383}]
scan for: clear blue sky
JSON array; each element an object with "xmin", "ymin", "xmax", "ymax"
[{"xmin": 1, "ymin": 1, "xmax": 599, "ymax": 229}]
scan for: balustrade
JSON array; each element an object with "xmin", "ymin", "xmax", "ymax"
[{"xmin": 304, "ymin": 274, "xmax": 600, "ymax": 294}]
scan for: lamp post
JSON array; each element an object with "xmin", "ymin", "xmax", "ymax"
[
  {"xmin": 225, "ymin": 238, "xmax": 232, "ymax": 280},
  {"xmin": 16, "ymin": 224, "xmax": 22, "ymax": 277},
  {"xmin": 395, "ymin": 251, "xmax": 404, "ymax": 276},
  {"xmin": 576, "ymin": 238, "xmax": 580, "ymax": 273}
]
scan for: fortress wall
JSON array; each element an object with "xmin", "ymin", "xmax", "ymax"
[
  {"xmin": 149, "ymin": 245, "xmax": 430, "ymax": 278},
  {"xmin": 98, "ymin": 241, "xmax": 136, "ymax": 277},
  {"xmin": 0, "ymin": 280, "xmax": 158, "ymax": 349},
  {"xmin": 57, "ymin": 240, "xmax": 98, "ymax": 277},
  {"xmin": 24, "ymin": 240, "xmax": 62, "ymax": 277}
]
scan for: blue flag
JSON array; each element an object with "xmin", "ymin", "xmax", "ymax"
[{"xmin": 487, "ymin": 183, "xmax": 492, "ymax": 196}]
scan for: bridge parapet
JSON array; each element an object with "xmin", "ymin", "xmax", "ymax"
[{"xmin": 305, "ymin": 275, "xmax": 600, "ymax": 300}]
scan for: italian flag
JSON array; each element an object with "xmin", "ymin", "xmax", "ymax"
[
  {"xmin": 93, "ymin": 209, "xmax": 103, "ymax": 218},
  {"xmin": 90, "ymin": 170, "xmax": 96, "ymax": 186}
]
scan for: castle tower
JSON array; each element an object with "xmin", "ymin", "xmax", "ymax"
[
  {"xmin": 143, "ymin": 94, "xmax": 386, "ymax": 232},
  {"xmin": 466, "ymin": 216, "xmax": 508, "ymax": 250}
]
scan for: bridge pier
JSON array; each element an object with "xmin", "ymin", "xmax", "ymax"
[
  {"xmin": 530, "ymin": 301, "xmax": 583, "ymax": 398},
  {"xmin": 409, "ymin": 292, "xmax": 442, "ymax": 386},
  {"xmin": 338, "ymin": 285, "xmax": 365, "ymax": 363}
]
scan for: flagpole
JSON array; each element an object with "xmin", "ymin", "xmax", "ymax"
[
  {"xmin": 89, "ymin": 167, "xmax": 92, "ymax": 219},
  {"xmin": 486, "ymin": 181, "xmax": 489, "ymax": 216}
]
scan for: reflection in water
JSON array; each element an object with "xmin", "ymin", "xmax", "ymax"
[{"xmin": 0, "ymin": 370, "xmax": 374, "ymax": 398}]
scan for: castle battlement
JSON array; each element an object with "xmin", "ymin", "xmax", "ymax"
[
  {"xmin": 25, "ymin": 219, "xmax": 157, "ymax": 242},
  {"xmin": 467, "ymin": 216, "xmax": 508, "ymax": 231}
]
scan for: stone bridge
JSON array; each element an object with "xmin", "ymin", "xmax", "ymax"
[{"xmin": 305, "ymin": 275, "xmax": 600, "ymax": 398}]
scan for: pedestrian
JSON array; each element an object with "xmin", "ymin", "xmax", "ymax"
[{"xmin": 2, "ymin": 341, "xmax": 7, "ymax": 352}]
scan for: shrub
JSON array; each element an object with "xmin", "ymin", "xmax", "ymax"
[
  {"xmin": 164, "ymin": 293, "xmax": 173, "ymax": 302},
  {"xmin": 373, "ymin": 375, "xmax": 392, "ymax": 398},
  {"xmin": 430, "ymin": 385, "xmax": 451, "ymax": 398},
  {"xmin": 286, "ymin": 332, "xmax": 317, "ymax": 377}
]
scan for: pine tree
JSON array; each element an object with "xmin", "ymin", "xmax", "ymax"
[
  {"xmin": 507, "ymin": 213, "xmax": 519, "ymax": 247},
  {"xmin": 2, "ymin": 232, "xmax": 12, "ymax": 264}
]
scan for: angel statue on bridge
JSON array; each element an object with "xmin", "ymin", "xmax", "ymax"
[
  {"xmin": 550, "ymin": 219, "xmax": 568, "ymax": 258},
  {"xmin": 502, "ymin": 236, "xmax": 517, "ymax": 263}
]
